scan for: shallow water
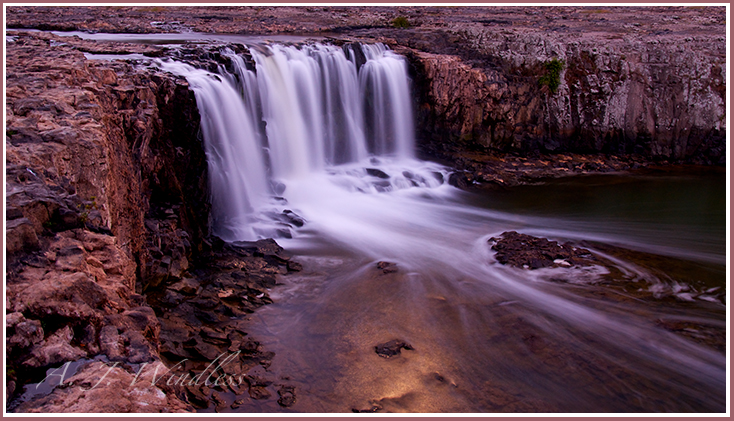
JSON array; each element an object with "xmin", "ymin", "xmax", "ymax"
[
  {"xmin": 241, "ymin": 164, "xmax": 726, "ymax": 413},
  {"xmin": 151, "ymin": 38, "xmax": 726, "ymax": 412}
]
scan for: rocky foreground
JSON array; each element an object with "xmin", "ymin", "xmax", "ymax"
[
  {"xmin": 4, "ymin": 5, "xmax": 727, "ymax": 413},
  {"xmin": 5, "ymin": 30, "xmax": 306, "ymax": 412}
]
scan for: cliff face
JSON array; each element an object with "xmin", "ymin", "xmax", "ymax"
[
  {"xmin": 5, "ymin": 6, "xmax": 727, "ymax": 165},
  {"xmin": 402, "ymin": 29, "xmax": 726, "ymax": 165},
  {"xmin": 6, "ymin": 31, "xmax": 302, "ymax": 413},
  {"xmin": 3, "ymin": 5, "xmax": 727, "ymax": 413},
  {"xmin": 5, "ymin": 31, "xmax": 206, "ymax": 411}
]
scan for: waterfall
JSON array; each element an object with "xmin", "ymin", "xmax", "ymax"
[
  {"xmin": 159, "ymin": 42, "xmax": 725, "ymax": 412},
  {"xmin": 159, "ymin": 42, "xmax": 421, "ymax": 240}
]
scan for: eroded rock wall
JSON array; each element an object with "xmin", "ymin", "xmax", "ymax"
[
  {"xmin": 403, "ymin": 29, "xmax": 726, "ymax": 165},
  {"xmin": 5, "ymin": 31, "xmax": 206, "ymax": 410}
]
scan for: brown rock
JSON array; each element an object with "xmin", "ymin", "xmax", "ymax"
[
  {"xmin": 489, "ymin": 231, "xmax": 595, "ymax": 269},
  {"xmin": 11, "ymin": 361, "xmax": 191, "ymax": 413},
  {"xmin": 375, "ymin": 339, "xmax": 414, "ymax": 358},
  {"xmin": 6, "ymin": 218, "xmax": 39, "ymax": 253},
  {"xmin": 7, "ymin": 314, "xmax": 44, "ymax": 350},
  {"xmin": 23, "ymin": 326, "xmax": 86, "ymax": 369}
]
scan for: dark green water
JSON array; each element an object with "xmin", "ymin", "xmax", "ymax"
[{"xmin": 467, "ymin": 166, "xmax": 727, "ymax": 269}]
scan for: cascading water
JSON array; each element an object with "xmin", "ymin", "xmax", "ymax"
[
  {"xmin": 159, "ymin": 42, "xmax": 421, "ymax": 240},
  {"xmin": 159, "ymin": 42, "xmax": 725, "ymax": 412}
]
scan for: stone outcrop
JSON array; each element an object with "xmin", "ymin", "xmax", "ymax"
[
  {"xmin": 5, "ymin": 6, "xmax": 726, "ymax": 169},
  {"xmin": 403, "ymin": 27, "xmax": 725, "ymax": 165},
  {"xmin": 5, "ymin": 31, "xmax": 305, "ymax": 413},
  {"xmin": 489, "ymin": 231, "xmax": 596, "ymax": 270},
  {"xmin": 5, "ymin": 31, "xmax": 208, "ymax": 410},
  {"xmin": 146, "ymin": 239, "xmax": 301, "ymax": 412}
]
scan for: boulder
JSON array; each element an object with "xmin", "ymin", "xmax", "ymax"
[
  {"xmin": 374, "ymin": 339, "xmax": 414, "ymax": 358},
  {"xmin": 489, "ymin": 231, "xmax": 595, "ymax": 269},
  {"xmin": 11, "ymin": 361, "xmax": 191, "ymax": 413}
]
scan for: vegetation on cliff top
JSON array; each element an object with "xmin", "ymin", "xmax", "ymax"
[{"xmin": 391, "ymin": 16, "xmax": 411, "ymax": 28}]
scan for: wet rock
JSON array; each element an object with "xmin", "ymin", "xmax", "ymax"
[
  {"xmin": 200, "ymin": 327, "xmax": 230, "ymax": 346},
  {"xmin": 448, "ymin": 172, "xmax": 471, "ymax": 189},
  {"xmin": 277, "ymin": 385, "xmax": 296, "ymax": 407},
  {"xmin": 121, "ymin": 330, "xmax": 155, "ymax": 363},
  {"xmin": 12, "ymin": 360, "xmax": 191, "ymax": 412},
  {"xmin": 23, "ymin": 326, "xmax": 86, "ymax": 369},
  {"xmin": 248, "ymin": 386, "xmax": 271, "ymax": 400},
  {"xmin": 489, "ymin": 231, "xmax": 595, "ymax": 269},
  {"xmin": 366, "ymin": 168, "xmax": 390, "ymax": 179},
  {"xmin": 655, "ymin": 319, "xmax": 726, "ymax": 353},
  {"xmin": 375, "ymin": 339, "xmax": 414, "ymax": 358},
  {"xmin": 212, "ymin": 390, "xmax": 230, "ymax": 412},
  {"xmin": 99, "ymin": 325, "xmax": 123, "ymax": 361},
  {"xmin": 239, "ymin": 338, "xmax": 261, "ymax": 355},
  {"xmin": 7, "ymin": 315, "xmax": 44, "ymax": 351},
  {"xmin": 234, "ymin": 238, "xmax": 285, "ymax": 259},
  {"xmin": 352, "ymin": 404, "xmax": 383, "ymax": 413},
  {"xmin": 376, "ymin": 261, "xmax": 398, "ymax": 274},
  {"xmin": 282, "ymin": 209, "xmax": 305, "ymax": 227},
  {"xmin": 287, "ymin": 260, "xmax": 303, "ymax": 272},
  {"xmin": 191, "ymin": 338, "xmax": 224, "ymax": 361}
]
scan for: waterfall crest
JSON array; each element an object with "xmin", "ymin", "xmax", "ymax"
[{"xmin": 160, "ymin": 42, "xmax": 421, "ymax": 240}]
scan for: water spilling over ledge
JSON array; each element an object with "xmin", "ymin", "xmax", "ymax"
[
  {"xmin": 158, "ymin": 42, "xmax": 424, "ymax": 241},
  {"xmin": 159, "ymin": 41, "xmax": 726, "ymax": 412},
  {"xmin": 5, "ymin": 21, "xmax": 725, "ymax": 413}
]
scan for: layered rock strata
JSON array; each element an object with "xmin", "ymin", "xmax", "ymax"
[
  {"xmin": 4, "ymin": 5, "xmax": 727, "ymax": 412},
  {"xmin": 7, "ymin": 6, "xmax": 724, "ymax": 185},
  {"xmin": 401, "ymin": 28, "xmax": 725, "ymax": 168}
]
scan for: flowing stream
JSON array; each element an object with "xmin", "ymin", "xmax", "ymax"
[{"xmin": 159, "ymin": 42, "xmax": 726, "ymax": 413}]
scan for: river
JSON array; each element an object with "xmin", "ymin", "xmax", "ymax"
[{"xmin": 86, "ymin": 34, "xmax": 726, "ymax": 412}]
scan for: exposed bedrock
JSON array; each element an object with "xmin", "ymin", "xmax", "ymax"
[
  {"xmin": 6, "ymin": 6, "xmax": 726, "ymax": 166},
  {"xmin": 4, "ymin": 5, "xmax": 726, "ymax": 412},
  {"xmin": 5, "ymin": 31, "xmax": 209, "ymax": 411},
  {"xmin": 400, "ymin": 30, "xmax": 725, "ymax": 166}
]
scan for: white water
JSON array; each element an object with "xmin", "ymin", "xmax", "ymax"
[{"xmin": 159, "ymin": 43, "xmax": 726, "ymax": 412}]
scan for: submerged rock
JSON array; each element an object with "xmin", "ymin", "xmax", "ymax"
[
  {"xmin": 374, "ymin": 339, "xmax": 414, "ymax": 358},
  {"xmin": 376, "ymin": 261, "xmax": 398, "ymax": 274},
  {"xmin": 366, "ymin": 168, "xmax": 390, "ymax": 179},
  {"xmin": 277, "ymin": 385, "xmax": 296, "ymax": 407}
]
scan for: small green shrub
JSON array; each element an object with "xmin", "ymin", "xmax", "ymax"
[
  {"xmin": 538, "ymin": 58, "xmax": 565, "ymax": 94},
  {"xmin": 391, "ymin": 16, "xmax": 411, "ymax": 28}
]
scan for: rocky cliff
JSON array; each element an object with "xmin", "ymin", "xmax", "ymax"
[
  {"xmin": 401, "ymin": 24, "xmax": 726, "ymax": 166},
  {"xmin": 8, "ymin": 6, "xmax": 726, "ymax": 166},
  {"xmin": 5, "ymin": 30, "xmax": 207, "ymax": 411},
  {"xmin": 4, "ymin": 5, "xmax": 727, "ymax": 413},
  {"xmin": 6, "ymin": 31, "xmax": 305, "ymax": 413},
  {"xmin": 6, "ymin": 6, "xmax": 727, "ymax": 167}
]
